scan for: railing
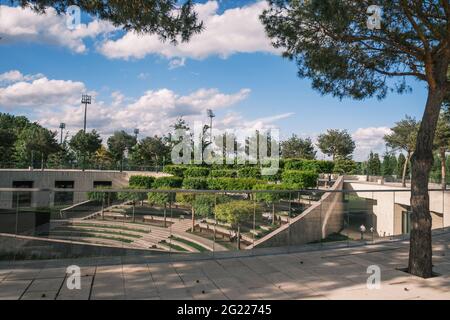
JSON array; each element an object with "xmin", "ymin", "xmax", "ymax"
[{"xmin": 0, "ymin": 185, "xmax": 448, "ymax": 263}]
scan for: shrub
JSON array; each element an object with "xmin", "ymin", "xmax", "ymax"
[
  {"xmin": 237, "ymin": 166, "xmax": 261, "ymax": 179},
  {"xmin": 215, "ymin": 200, "xmax": 260, "ymax": 225},
  {"xmin": 163, "ymin": 165, "xmax": 188, "ymax": 177},
  {"xmin": 281, "ymin": 170, "xmax": 318, "ymax": 189},
  {"xmin": 182, "ymin": 177, "xmax": 208, "ymax": 190},
  {"xmin": 253, "ymin": 183, "xmax": 290, "ymax": 203},
  {"xmin": 284, "ymin": 159, "xmax": 334, "ymax": 173},
  {"xmin": 210, "ymin": 169, "xmax": 237, "ymax": 178},
  {"xmin": 152, "ymin": 176, "xmax": 183, "ymax": 188},
  {"xmin": 128, "ymin": 175, "xmax": 155, "ymax": 188},
  {"xmin": 191, "ymin": 194, "xmax": 231, "ymax": 218},
  {"xmin": 184, "ymin": 166, "xmax": 210, "ymax": 177},
  {"xmin": 333, "ymin": 159, "xmax": 358, "ymax": 174},
  {"xmin": 206, "ymin": 177, "xmax": 262, "ymax": 190},
  {"xmin": 87, "ymin": 187, "xmax": 117, "ymax": 203},
  {"xmin": 147, "ymin": 187, "xmax": 176, "ymax": 206},
  {"xmin": 118, "ymin": 186, "xmax": 147, "ymax": 203}
]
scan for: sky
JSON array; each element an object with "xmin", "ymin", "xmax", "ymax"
[{"xmin": 0, "ymin": 0, "xmax": 430, "ymax": 161}]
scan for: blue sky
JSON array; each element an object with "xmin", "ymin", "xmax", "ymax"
[{"xmin": 0, "ymin": 0, "xmax": 429, "ymax": 160}]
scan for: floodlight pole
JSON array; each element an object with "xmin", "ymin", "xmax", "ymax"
[
  {"xmin": 81, "ymin": 94, "xmax": 91, "ymax": 133},
  {"xmin": 59, "ymin": 123, "xmax": 66, "ymax": 145},
  {"xmin": 81, "ymin": 95, "xmax": 92, "ymax": 171},
  {"xmin": 206, "ymin": 109, "xmax": 215, "ymax": 144}
]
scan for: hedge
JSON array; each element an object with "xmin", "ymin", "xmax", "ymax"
[
  {"xmin": 237, "ymin": 166, "xmax": 262, "ymax": 179},
  {"xmin": 147, "ymin": 187, "xmax": 176, "ymax": 206},
  {"xmin": 333, "ymin": 159, "xmax": 358, "ymax": 174},
  {"xmin": 152, "ymin": 176, "xmax": 183, "ymax": 188},
  {"xmin": 206, "ymin": 177, "xmax": 262, "ymax": 190},
  {"xmin": 184, "ymin": 166, "xmax": 210, "ymax": 178},
  {"xmin": 253, "ymin": 183, "xmax": 291, "ymax": 203},
  {"xmin": 210, "ymin": 169, "xmax": 237, "ymax": 178},
  {"xmin": 284, "ymin": 159, "xmax": 334, "ymax": 173},
  {"xmin": 182, "ymin": 177, "xmax": 208, "ymax": 190},
  {"xmin": 281, "ymin": 170, "xmax": 318, "ymax": 189},
  {"xmin": 191, "ymin": 194, "xmax": 231, "ymax": 218},
  {"xmin": 163, "ymin": 165, "xmax": 188, "ymax": 177},
  {"xmin": 128, "ymin": 175, "xmax": 155, "ymax": 188}
]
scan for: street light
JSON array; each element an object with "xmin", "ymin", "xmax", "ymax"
[
  {"xmin": 59, "ymin": 123, "xmax": 66, "ymax": 144},
  {"xmin": 81, "ymin": 94, "xmax": 92, "ymax": 133},
  {"xmin": 206, "ymin": 109, "xmax": 215, "ymax": 144}
]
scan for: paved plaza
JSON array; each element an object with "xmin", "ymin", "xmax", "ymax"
[{"xmin": 1, "ymin": 229, "xmax": 450, "ymax": 300}]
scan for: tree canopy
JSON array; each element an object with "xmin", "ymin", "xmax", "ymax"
[
  {"xmin": 281, "ymin": 134, "xmax": 316, "ymax": 159},
  {"xmin": 17, "ymin": 0, "xmax": 203, "ymax": 43},
  {"xmin": 317, "ymin": 129, "xmax": 355, "ymax": 160}
]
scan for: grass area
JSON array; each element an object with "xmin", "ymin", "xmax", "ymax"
[
  {"xmin": 48, "ymin": 229, "xmax": 137, "ymax": 242},
  {"xmin": 70, "ymin": 222, "xmax": 149, "ymax": 234},
  {"xmin": 52, "ymin": 227, "xmax": 143, "ymax": 238},
  {"xmin": 169, "ymin": 236, "xmax": 210, "ymax": 252},
  {"xmin": 159, "ymin": 240, "xmax": 188, "ymax": 252},
  {"xmin": 309, "ymin": 232, "xmax": 349, "ymax": 244}
]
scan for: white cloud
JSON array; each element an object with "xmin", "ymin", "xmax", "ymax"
[
  {"xmin": 169, "ymin": 57, "xmax": 186, "ymax": 70},
  {"xmin": 0, "ymin": 76, "xmax": 85, "ymax": 107},
  {"xmin": 0, "ymin": 70, "xmax": 45, "ymax": 84},
  {"xmin": 97, "ymin": 1, "xmax": 277, "ymax": 60},
  {"xmin": 352, "ymin": 127, "xmax": 392, "ymax": 161},
  {"xmin": 0, "ymin": 5, "xmax": 115, "ymax": 53}
]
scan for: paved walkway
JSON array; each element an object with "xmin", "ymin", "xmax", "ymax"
[{"xmin": 1, "ymin": 229, "xmax": 450, "ymax": 300}]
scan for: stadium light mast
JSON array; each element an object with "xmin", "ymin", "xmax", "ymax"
[
  {"xmin": 134, "ymin": 128, "xmax": 140, "ymax": 140},
  {"xmin": 59, "ymin": 123, "xmax": 66, "ymax": 144},
  {"xmin": 81, "ymin": 94, "xmax": 92, "ymax": 133},
  {"xmin": 206, "ymin": 109, "xmax": 215, "ymax": 144}
]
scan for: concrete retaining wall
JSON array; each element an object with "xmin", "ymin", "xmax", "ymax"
[{"xmin": 249, "ymin": 177, "xmax": 344, "ymax": 248}]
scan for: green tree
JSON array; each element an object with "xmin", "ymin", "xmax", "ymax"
[
  {"xmin": 132, "ymin": 135, "xmax": 170, "ymax": 167},
  {"xmin": 93, "ymin": 145, "xmax": 114, "ymax": 170},
  {"xmin": 397, "ymin": 153, "xmax": 409, "ymax": 180},
  {"xmin": 148, "ymin": 188, "xmax": 175, "ymax": 228},
  {"xmin": 118, "ymin": 186, "xmax": 146, "ymax": 222},
  {"xmin": 382, "ymin": 153, "xmax": 397, "ymax": 176},
  {"xmin": 367, "ymin": 152, "xmax": 381, "ymax": 176},
  {"xmin": 261, "ymin": 0, "xmax": 450, "ymax": 278},
  {"xmin": 317, "ymin": 129, "xmax": 355, "ymax": 160},
  {"xmin": 14, "ymin": 124, "xmax": 59, "ymax": 169},
  {"xmin": 281, "ymin": 134, "xmax": 316, "ymax": 159},
  {"xmin": 384, "ymin": 116, "xmax": 419, "ymax": 187},
  {"xmin": 69, "ymin": 130, "xmax": 102, "ymax": 170},
  {"xmin": 107, "ymin": 131, "xmax": 137, "ymax": 171},
  {"xmin": 215, "ymin": 201, "xmax": 259, "ymax": 250},
  {"xmin": 433, "ymin": 109, "xmax": 450, "ymax": 189},
  {"xmin": 19, "ymin": 0, "xmax": 202, "ymax": 43}
]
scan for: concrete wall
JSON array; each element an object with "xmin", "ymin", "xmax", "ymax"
[
  {"xmin": 345, "ymin": 181, "xmax": 449, "ymax": 237},
  {"xmin": 249, "ymin": 177, "xmax": 344, "ymax": 248},
  {"xmin": 0, "ymin": 169, "xmax": 169, "ymax": 208}
]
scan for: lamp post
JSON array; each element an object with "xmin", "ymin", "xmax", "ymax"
[
  {"xmin": 206, "ymin": 109, "xmax": 215, "ymax": 144},
  {"xmin": 59, "ymin": 123, "xmax": 66, "ymax": 144},
  {"xmin": 81, "ymin": 94, "xmax": 91, "ymax": 171},
  {"xmin": 81, "ymin": 94, "xmax": 92, "ymax": 133}
]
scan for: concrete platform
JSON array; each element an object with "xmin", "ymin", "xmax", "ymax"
[{"xmin": 1, "ymin": 230, "xmax": 450, "ymax": 300}]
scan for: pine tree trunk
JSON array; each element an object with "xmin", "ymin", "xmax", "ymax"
[
  {"xmin": 409, "ymin": 87, "xmax": 446, "ymax": 278},
  {"xmin": 440, "ymin": 148, "xmax": 447, "ymax": 190},
  {"xmin": 402, "ymin": 151, "xmax": 411, "ymax": 187}
]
